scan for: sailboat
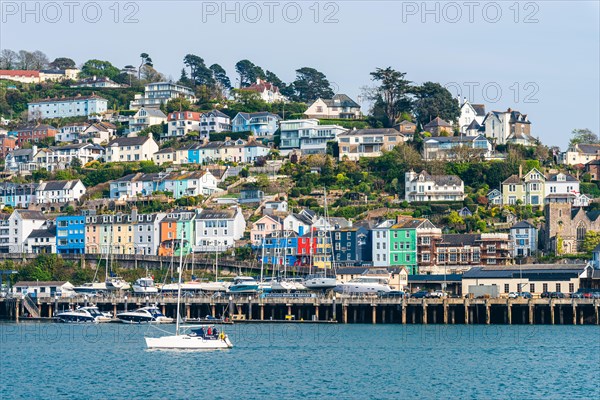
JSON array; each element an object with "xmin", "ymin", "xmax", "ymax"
[
  {"xmin": 145, "ymin": 237, "xmax": 233, "ymax": 350},
  {"xmin": 304, "ymin": 189, "xmax": 337, "ymax": 290},
  {"xmin": 105, "ymin": 226, "xmax": 130, "ymax": 291},
  {"xmin": 73, "ymin": 254, "xmax": 107, "ymax": 294}
]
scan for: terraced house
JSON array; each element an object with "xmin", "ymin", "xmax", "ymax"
[
  {"xmin": 404, "ymin": 170, "xmax": 465, "ymax": 202},
  {"xmin": 158, "ymin": 210, "xmax": 196, "ymax": 256},
  {"xmin": 389, "ymin": 217, "xmax": 437, "ymax": 274}
]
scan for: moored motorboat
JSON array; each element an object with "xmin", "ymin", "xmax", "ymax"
[
  {"xmin": 57, "ymin": 306, "xmax": 112, "ymax": 323},
  {"xmin": 132, "ymin": 277, "xmax": 158, "ymax": 294},
  {"xmin": 334, "ymin": 276, "xmax": 392, "ymax": 294},
  {"xmin": 227, "ymin": 276, "xmax": 259, "ymax": 294},
  {"xmin": 73, "ymin": 282, "xmax": 107, "ymax": 295},
  {"xmin": 304, "ymin": 273, "xmax": 337, "ymax": 290},
  {"xmin": 106, "ymin": 277, "xmax": 131, "ymax": 291},
  {"xmin": 117, "ymin": 306, "xmax": 173, "ymax": 324}
]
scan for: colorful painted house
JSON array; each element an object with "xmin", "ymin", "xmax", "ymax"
[
  {"xmin": 56, "ymin": 215, "xmax": 85, "ymax": 254},
  {"xmin": 260, "ymin": 231, "xmax": 298, "ymax": 267},
  {"xmin": 158, "ymin": 210, "xmax": 195, "ymax": 256},
  {"xmin": 389, "ymin": 217, "xmax": 437, "ymax": 274},
  {"xmin": 296, "ymin": 231, "xmax": 318, "ymax": 267},
  {"xmin": 332, "ymin": 224, "xmax": 372, "ymax": 266}
]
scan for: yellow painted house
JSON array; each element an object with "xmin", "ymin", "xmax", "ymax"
[{"xmin": 502, "ymin": 168, "xmax": 546, "ymax": 207}]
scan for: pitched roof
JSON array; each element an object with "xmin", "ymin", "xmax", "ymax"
[
  {"xmin": 108, "ymin": 136, "xmax": 152, "ymax": 147},
  {"xmin": 502, "ymin": 174, "xmax": 521, "ymax": 185},
  {"xmin": 320, "ymin": 94, "xmax": 360, "ymax": 108},
  {"xmin": 546, "ymin": 173, "xmax": 578, "ymax": 182},
  {"xmin": 411, "ymin": 170, "xmax": 463, "ymax": 186},
  {"xmin": 0, "ymin": 70, "xmax": 40, "ymax": 77},
  {"xmin": 576, "ymin": 144, "xmax": 600, "ymax": 155},
  {"xmin": 136, "ymin": 108, "xmax": 167, "ymax": 118},
  {"xmin": 511, "ymin": 220, "xmax": 536, "ymax": 229},
  {"xmin": 466, "ymin": 119, "xmax": 481, "ymax": 130},
  {"xmin": 471, "ymin": 104, "xmax": 486, "ymax": 116},
  {"xmin": 28, "ymin": 225, "xmax": 57, "ymax": 238},
  {"xmin": 197, "ymin": 208, "xmax": 237, "ymax": 220},
  {"xmin": 439, "ymin": 234, "xmax": 479, "ymax": 246},
  {"xmin": 14, "ymin": 210, "xmax": 45, "ymax": 220},
  {"xmin": 37, "ymin": 180, "xmax": 82, "ymax": 191},
  {"xmin": 30, "ymin": 95, "xmax": 107, "ymax": 104},
  {"xmin": 424, "ymin": 117, "xmax": 452, "ymax": 129}
]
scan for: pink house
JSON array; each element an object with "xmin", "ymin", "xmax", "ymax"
[{"xmin": 250, "ymin": 215, "xmax": 283, "ymax": 245}]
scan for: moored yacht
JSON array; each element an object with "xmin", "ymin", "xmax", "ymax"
[
  {"xmin": 73, "ymin": 282, "xmax": 107, "ymax": 295},
  {"xmin": 57, "ymin": 306, "xmax": 112, "ymax": 323},
  {"xmin": 145, "ymin": 325, "xmax": 233, "ymax": 350},
  {"xmin": 132, "ymin": 277, "xmax": 158, "ymax": 294},
  {"xmin": 106, "ymin": 277, "xmax": 131, "ymax": 291},
  {"xmin": 304, "ymin": 272, "xmax": 337, "ymax": 290},
  {"xmin": 227, "ymin": 276, "xmax": 259, "ymax": 294},
  {"xmin": 117, "ymin": 306, "xmax": 173, "ymax": 324},
  {"xmin": 334, "ymin": 276, "xmax": 392, "ymax": 294}
]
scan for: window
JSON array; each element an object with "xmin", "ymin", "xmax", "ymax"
[
  {"xmin": 530, "ymin": 283, "xmax": 535, "ymax": 293},
  {"xmin": 422, "ymin": 253, "xmax": 430, "ymax": 262},
  {"xmin": 569, "ymin": 283, "xmax": 574, "ymax": 293},
  {"xmin": 555, "ymin": 283, "xmax": 561, "ymax": 293},
  {"xmin": 405, "ymin": 231, "xmax": 410, "ymax": 238},
  {"xmin": 405, "ymin": 254, "xmax": 410, "ymax": 262},
  {"xmin": 504, "ymin": 284, "xmax": 509, "ymax": 293},
  {"xmin": 393, "ymin": 254, "xmax": 398, "ymax": 262},
  {"xmin": 542, "ymin": 283, "xmax": 548, "ymax": 292}
]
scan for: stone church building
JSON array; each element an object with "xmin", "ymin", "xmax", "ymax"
[{"xmin": 543, "ymin": 202, "xmax": 600, "ymax": 254}]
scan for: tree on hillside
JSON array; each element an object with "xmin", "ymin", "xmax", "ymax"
[
  {"xmin": 413, "ymin": 82, "xmax": 460, "ymax": 126},
  {"xmin": 138, "ymin": 53, "xmax": 153, "ymax": 80},
  {"xmin": 235, "ymin": 59, "xmax": 265, "ymax": 88},
  {"xmin": 49, "ymin": 57, "xmax": 76, "ymax": 70},
  {"xmin": 139, "ymin": 65, "xmax": 164, "ymax": 83},
  {"xmin": 80, "ymin": 59, "xmax": 121, "ymax": 79},
  {"xmin": 368, "ymin": 67, "xmax": 412, "ymax": 127},
  {"xmin": 230, "ymin": 90, "xmax": 268, "ymax": 113},
  {"xmin": 291, "ymin": 67, "xmax": 334, "ymax": 103},
  {"xmin": 209, "ymin": 63, "xmax": 232, "ymax": 91},
  {"xmin": 165, "ymin": 97, "xmax": 192, "ymax": 113},
  {"xmin": 0, "ymin": 49, "xmax": 18, "ymax": 69},
  {"xmin": 569, "ymin": 128, "xmax": 599, "ymax": 147},
  {"xmin": 582, "ymin": 231, "xmax": 600, "ymax": 253},
  {"xmin": 183, "ymin": 54, "xmax": 214, "ymax": 87}
]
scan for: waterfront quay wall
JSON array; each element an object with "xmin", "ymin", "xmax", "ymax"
[{"xmin": 2, "ymin": 296, "xmax": 599, "ymax": 325}]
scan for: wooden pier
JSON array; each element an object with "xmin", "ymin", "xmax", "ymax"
[{"xmin": 2, "ymin": 296, "xmax": 600, "ymax": 325}]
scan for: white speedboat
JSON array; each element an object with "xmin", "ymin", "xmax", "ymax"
[
  {"xmin": 57, "ymin": 306, "xmax": 112, "ymax": 323},
  {"xmin": 304, "ymin": 273, "xmax": 337, "ymax": 290},
  {"xmin": 132, "ymin": 277, "xmax": 158, "ymax": 295},
  {"xmin": 106, "ymin": 277, "xmax": 131, "ymax": 291},
  {"xmin": 117, "ymin": 306, "xmax": 173, "ymax": 324},
  {"xmin": 146, "ymin": 325, "xmax": 233, "ymax": 350},
  {"xmin": 334, "ymin": 277, "xmax": 392, "ymax": 294},
  {"xmin": 227, "ymin": 276, "xmax": 259, "ymax": 294}
]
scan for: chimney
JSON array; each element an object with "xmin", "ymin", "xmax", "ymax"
[
  {"xmin": 507, "ymin": 108, "xmax": 512, "ymax": 113},
  {"xmin": 518, "ymin": 164, "xmax": 523, "ymax": 178},
  {"xmin": 131, "ymin": 206, "xmax": 138, "ymax": 221}
]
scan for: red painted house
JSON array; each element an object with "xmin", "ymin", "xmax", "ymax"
[
  {"xmin": 296, "ymin": 231, "xmax": 318, "ymax": 266},
  {"xmin": 16, "ymin": 125, "xmax": 58, "ymax": 147}
]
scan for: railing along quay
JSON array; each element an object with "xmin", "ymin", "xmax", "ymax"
[{"xmin": 2, "ymin": 295, "xmax": 600, "ymax": 325}]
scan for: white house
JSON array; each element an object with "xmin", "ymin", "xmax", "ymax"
[
  {"xmin": 279, "ymin": 119, "xmax": 346, "ymax": 155},
  {"xmin": 165, "ymin": 111, "xmax": 202, "ymax": 139},
  {"xmin": 282, "ymin": 210, "xmax": 315, "ymax": 236},
  {"xmin": 510, "ymin": 221, "xmax": 538, "ymax": 258},
  {"xmin": 337, "ymin": 128, "xmax": 408, "ymax": 161},
  {"xmin": 372, "ymin": 219, "xmax": 394, "ymax": 267},
  {"xmin": 132, "ymin": 210, "xmax": 165, "ymax": 256},
  {"xmin": 199, "ymin": 110, "xmax": 231, "ymax": 136},
  {"xmin": 128, "ymin": 108, "xmax": 167, "ymax": 134},
  {"xmin": 48, "ymin": 143, "xmax": 104, "ymax": 166},
  {"xmin": 56, "ymin": 123, "xmax": 89, "ymax": 142},
  {"xmin": 458, "ymin": 99, "xmax": 486, "ymax": 133},
  {"xmin": 130, "ymin": 82, "xmax": 196, "ymax": 109},
  {"xmin": 12, "ymin": 281, "xmax": 75, "ymax": 298},
  {"xmin": 545, "ymin": 172, "xmax": 580, "ymax": 198},
  {"xmin": 561, "ymin": 143, "xmax": 600, "ymax": 166},
  {"xmin": 35, "ymin": 180, "xmax": 86, "ymax": 204},
  {"xmin": 239, "ymin": 79, "xmax": 287, "ymax": 103},
  {"xmin": 304, "ymin": 94, "xmax": 361, "ymax": 119},
  {"xmin": 24, "ymin": 221, "xmax": 56, "ymax": 254},
  {"xmin": 404, "ymin": 170, "xmax": 465, "ymax": 202},
  {"xmin": 194, "ymin": 207, "xmax": 246, "ymax": 252},
  {"xmin": 80, "ymin": 122, "xmax": 117, "ymax": 144},
  {"xmin": 72, "ymin": 76, "xmax": 124, "ymax": 88},
  {"xmin": 163, "ymin": 170, "xmax": 220, "ymax": 198},
  {"xmin": 7, "ymin": 210, "xmax": 46, "ymax": 253},
  {"xmin": 422, "ymin": 135, "xmax": 492, "ymax": 161},
  {"xmin": 482, "ymin": 108, "xmax": 532, "ymax": 145},
  {"xmin": 105, "ymin": 136, "xmax": 159, "ymax": 162},
  {"xmin": 28, "ymin": 95, "xmax": 108, "ymax": 121}
]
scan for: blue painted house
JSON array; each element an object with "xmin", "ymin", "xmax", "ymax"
[
  {"xmin": 56, "ymin": 215, "xmax": 85, "ymax": 254},
  {"xmin": 231, "ymin": 112, "xmax": 280, "ymax": 138},
  {"xmin": 260, "ymin": 231, "xmax": 298, "ymax": 267},
  {"xmin": 332, "ymin": 225, "xmax": 372, "ymax": 266}
]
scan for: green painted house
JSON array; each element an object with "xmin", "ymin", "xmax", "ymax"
[{"xmin": 389, "ymin": 217, "xmax": 436, "ymax": 274}]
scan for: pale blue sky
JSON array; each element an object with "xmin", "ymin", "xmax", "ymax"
[{"xmin": 1, "ymin": 0, "xmax": 598, "ymax": 148}]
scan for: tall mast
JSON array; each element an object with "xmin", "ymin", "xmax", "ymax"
[
  {"xmin": 175, "ymin": 236, "xmax": 184, "ymax": 335},
  {"xmin": 260, "ymin": 236, "xmax": 265, "ymax": 283}
]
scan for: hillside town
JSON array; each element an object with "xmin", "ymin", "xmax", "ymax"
[{"xmin": 1, "ymin": 50, "xmax": 600, "ymax": 298}]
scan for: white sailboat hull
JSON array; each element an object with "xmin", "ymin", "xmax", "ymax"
[{"xmin": 145, "ymin": 335, "xmax": 233, "ymax": 350}]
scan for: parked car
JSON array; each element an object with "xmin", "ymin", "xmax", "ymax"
[
  {"xmin": 570, "ymin": 292, "xmax": 584, "ymax": 299},
  {"xmin": 426, "ymin": 290, "xmax": 447, "ymax": 298},
  {"xmin": 508, "ymin": 292, "xmax": 519, "ymax": 299},
  {"xmin": 541, "ymin": 292, "xmax": 551, "ymax": 298},
  {"xmin": 583, "ymin": 292, "xmax": 594, "ymax": 299},
  {"xmin": 550, "ymin": 292, "xmax": 565, "ymax": 299},
  {"xmin": 592, "ymin": 292, "xmax": 600, "ymax": 299},
  {"xmin": 411, "ymin": 291, "xmax": 429, "ymax": 299},
  {"xmin": 519, "ymin": 292, "xmax": 532, "ymax": 299}
]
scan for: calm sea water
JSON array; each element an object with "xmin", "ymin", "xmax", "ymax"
[{"xmin": 0, "ymin": 322, "xmax": 598, "ymax": 399}]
